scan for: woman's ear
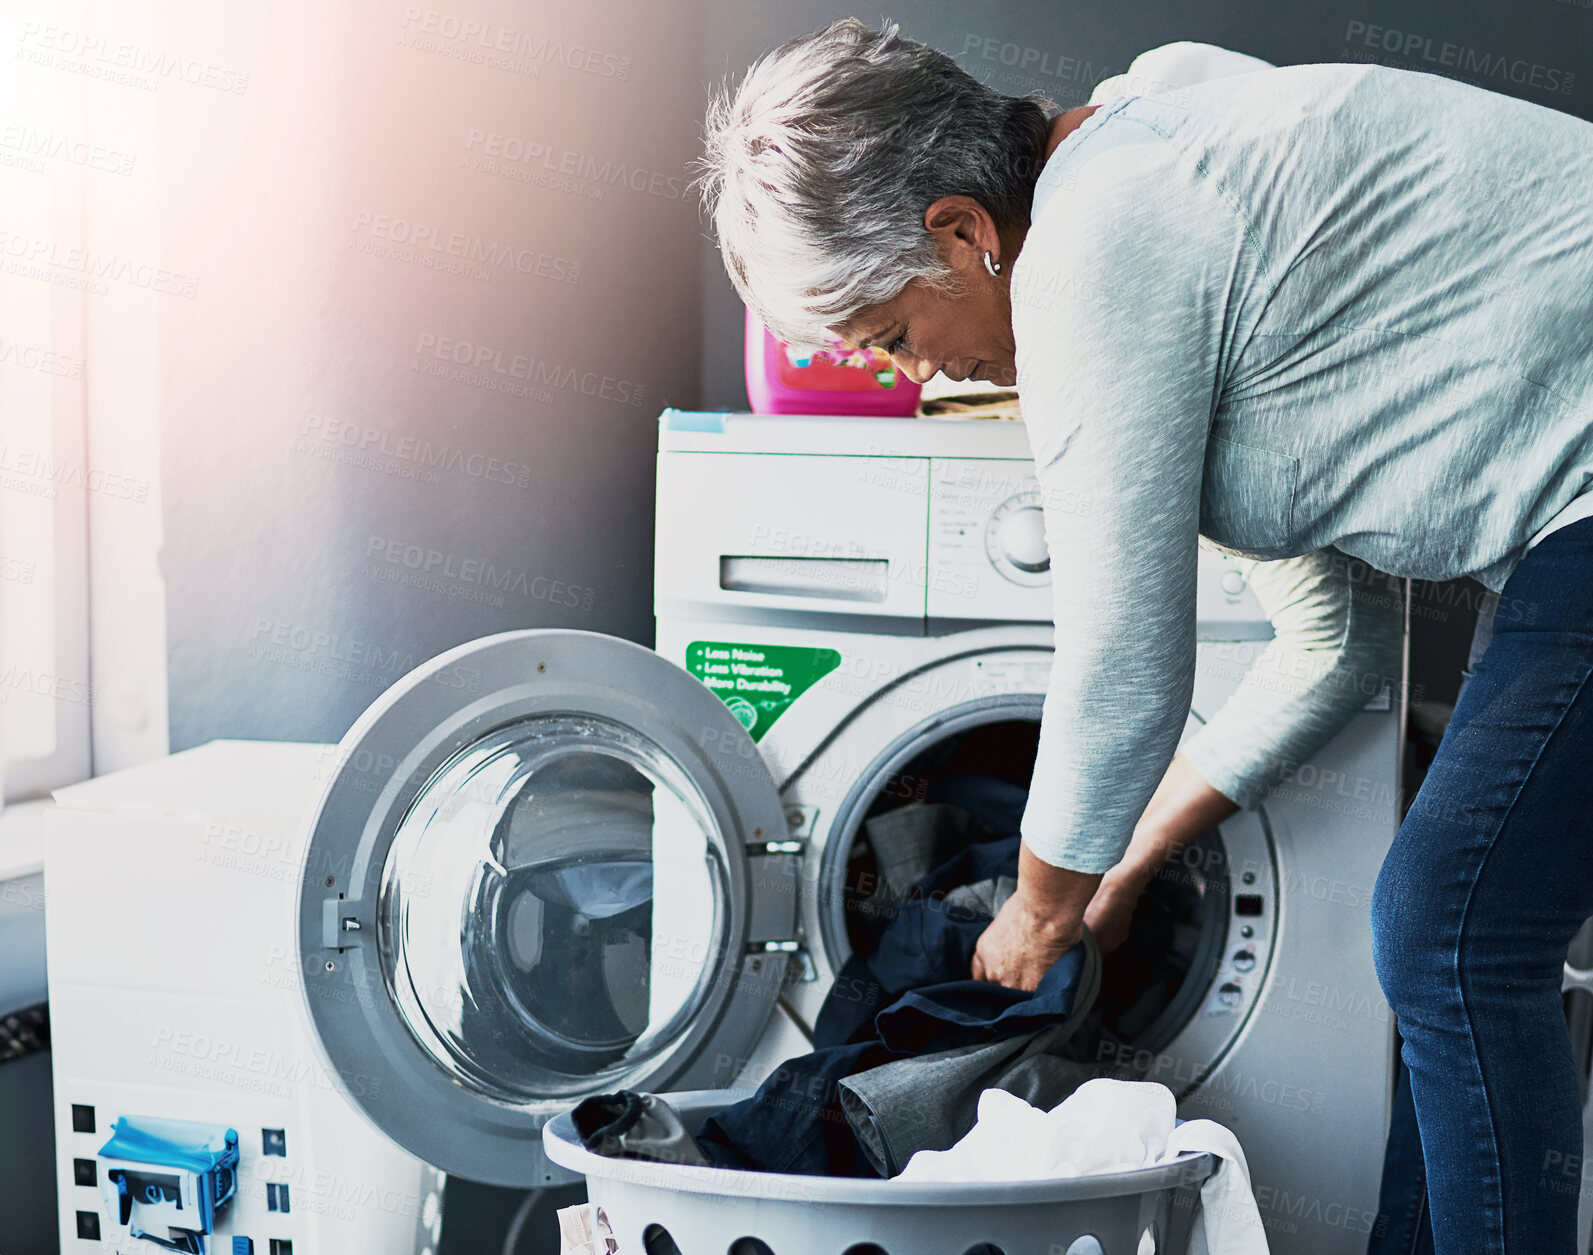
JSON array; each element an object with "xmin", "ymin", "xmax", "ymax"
[{"xmin": 923, "ymin": 195, "xmax": 999, "ymax": 270}]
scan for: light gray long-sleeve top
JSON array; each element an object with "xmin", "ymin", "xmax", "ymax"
[{"xmin": 1013, "ymin": 63, "xmax": 1593, "ymax": 873}]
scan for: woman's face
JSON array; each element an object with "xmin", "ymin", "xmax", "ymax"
[{"xmin": 831, "ymin": 195, "xmax": 1021, "ymax": 389}]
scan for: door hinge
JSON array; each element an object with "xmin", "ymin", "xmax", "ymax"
[
  {"xmin": 748, "ymin": 939, "xmax": 816, "ymax": 984},
  {"xmin": 748, "ymin": 839, "xmax": 804, "ymax": 856}
]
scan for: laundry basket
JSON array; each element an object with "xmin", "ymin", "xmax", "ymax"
[{"xmin": 544, "ymin": 1089, "xmax": 1217, "ymax": 1255}]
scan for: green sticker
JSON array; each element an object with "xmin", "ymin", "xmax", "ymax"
[{"xmin": 685, "ymin": 640, "xmax": 842, "ymax": 741}]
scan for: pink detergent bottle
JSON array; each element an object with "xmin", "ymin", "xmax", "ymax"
[{"xmin": 744, "ymin": 308, "xmax": 922, "ymax": 416}]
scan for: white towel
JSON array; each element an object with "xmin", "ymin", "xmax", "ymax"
[
  {"xmin": 1088, "ymin": 40, "xmax": 1274, "ymax": 108},
  {"xmin": 898, "ymin": 1079, "xmax": 1268, "ymax": 1255}
]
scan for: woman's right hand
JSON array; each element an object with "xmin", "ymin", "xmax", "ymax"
[
  {"xmin": 1083, "ymin": 863, "xmax": 1151, "ymax": 954},
  {"xmin": 1084, "ymin": 754, "xmax": 1241, "ymax": 954}
]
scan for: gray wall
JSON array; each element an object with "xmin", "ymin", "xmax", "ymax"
[
  {"xmin": 163, "ymin": 0, "xmax": 706, "ymax": 749},
  {"xmin": 152, "ymin": 8, "xmax": 705, "ymax": 1247}
]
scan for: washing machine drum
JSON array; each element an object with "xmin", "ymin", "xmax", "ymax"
[{"xmin": 828, "ymin": 713, "xmax": 1250, "ymax": 1070}]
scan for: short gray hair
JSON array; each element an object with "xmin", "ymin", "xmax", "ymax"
[{"xmin": 699, "ymin": 19, "xmax": 1056, "ymax": 346}]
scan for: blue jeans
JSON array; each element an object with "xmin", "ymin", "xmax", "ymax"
[{"xmin": 1369, "ymin": 515, "xmax": 1593, "ymax": 1254}]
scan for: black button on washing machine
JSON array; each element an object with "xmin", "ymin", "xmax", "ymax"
[{"xmin": 1233, "ymin": 949, "xmax": 1256, "ymax": 973}]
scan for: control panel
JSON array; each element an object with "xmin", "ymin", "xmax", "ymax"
[
  {"xmin": 928, "ymin": 458, "xmax": 1053, "ymax": 622},
  {"xmin": 928, "ymin": 456, "xmax": 1274, "ymax": 638}
]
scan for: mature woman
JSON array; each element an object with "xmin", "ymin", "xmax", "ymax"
[{"xmin": 700, "ymin": 19, "xmax": 1593, "ymax": 1255}]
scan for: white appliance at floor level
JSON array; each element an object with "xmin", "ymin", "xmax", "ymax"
[
  {"xmin": 47, "ymin": 743, "xmax": 444, "ymax": 1255},
  {"xmin": 50, "ymin": 409, "xmax": 1412, "ymax": 1255}
]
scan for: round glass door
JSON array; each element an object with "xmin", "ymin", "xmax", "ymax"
[
  {"xmin": 381, "ymin": 715, "xmax": 731, "ymax": 1105},
  {"xmin": 295, "ymin": 630, "xmax": 791, "ymax": 1187}
]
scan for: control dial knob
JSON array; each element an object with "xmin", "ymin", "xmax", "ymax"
[
  {"xmin": 998, "ymin": 507, "xmax": 1049, "ymax": 573},
  {"xmin": 984, "ymin": 489, "xmax": 1051, "ymax": 587}
]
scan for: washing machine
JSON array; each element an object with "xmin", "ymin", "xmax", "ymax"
[
  {"xmin": 651, "ymin": 411, "xmax": 1408, "ymax": 1254},
  {"xmin": 49, "ymin": 410, "xmax": 1405, "ymax": 1255}
]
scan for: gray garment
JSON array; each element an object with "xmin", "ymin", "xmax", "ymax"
[
  {"xmin": 859, "ymin": 803, "xmax": 988, "ymax": 913},
  {"xmin": 943, "ymin": 876, "xmax": 1018, "ymax": 918},
  {"xmin": 1012, "ymin": 63, "xmax": 1593, "ymax": 870},
  {"xmin": 838, "ymin": 932, "xmax": 1105, "ymax": 1177}
]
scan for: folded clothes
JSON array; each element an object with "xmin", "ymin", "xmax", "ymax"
[
  {"xmin": 896, "ymin": 1080, "xmax": 1269, "ymax": 1255},
  {"xmin": 570, "ymin": 1091, "xmax": 712, "ymax": 1167}
]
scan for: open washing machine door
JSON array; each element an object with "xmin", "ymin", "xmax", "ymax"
[{"xmin": 292, "ymin": 630, "xmax": 796, "ymax": 1188}]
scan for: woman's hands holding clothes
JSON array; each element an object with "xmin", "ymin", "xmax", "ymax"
[{"xmin": 974, "ymin": 755, "xmax": 1240, "ymax": 986}]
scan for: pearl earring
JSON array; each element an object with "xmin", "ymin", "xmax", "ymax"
[{"xmin": 983, "ymin": 251, "xmax": 1002, "ymax": 277}]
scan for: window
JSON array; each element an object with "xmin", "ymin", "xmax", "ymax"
[{"xmin": 2, "ymin": 1, "xmax": 170, "ymax": 802}]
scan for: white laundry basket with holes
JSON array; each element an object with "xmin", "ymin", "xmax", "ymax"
[{"xmin": 544, "ymin": 1089, "xmax": 1217, "ymax": 1255}]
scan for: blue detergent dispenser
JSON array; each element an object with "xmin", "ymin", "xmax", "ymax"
[{"xmin": 97, "ymin": 1115, "xmax": 240, "ymax": 1254}]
